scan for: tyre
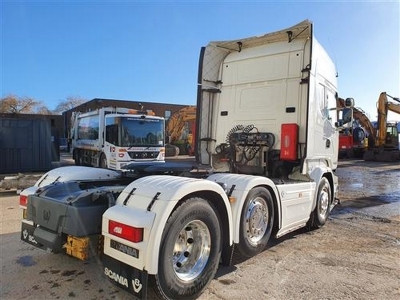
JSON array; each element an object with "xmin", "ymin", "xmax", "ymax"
[
  {"xmin": 236, "ymin": 187, "xmax": 274, "ymax": 258},
  {"xmin": 353, "ymin": 127, "xmax": 365, "ymax": 143},
  {"xmin": 74, "ymin": 150, "xmax": 82, "ymax": 166},
  {"xmin": 154, "ymin": 198, "xmax": 222, "ymax": 300},
  {"xmin": 99, "ymin": 153, "xmax": 107, "ymax": 169},
  {"xmin": 310, "ymin": 177, "xmax": 331, "ymax": 228}
]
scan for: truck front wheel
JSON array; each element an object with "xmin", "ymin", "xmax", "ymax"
[
  {"xmin": 99, "ymin": 153, "xmax": 107, "ymax": 169},
  {"xmin": 309, "ymin": 177, "xmax": 331, "ymax": 228},
  {"xmin": 236, "ymin": 187, "xmax": 274, "ymax": 258},
  {"xmin": 154, "ymin": 198, "xmax": 222, "ymax": 300}
]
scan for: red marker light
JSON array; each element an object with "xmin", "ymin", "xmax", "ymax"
[
  {"xmin": 108, "ymin": 220, "xmax": 143, "ymax": 243},
  {"xmin": 20, "ymin": 195, "xmax": 28, "ymax": 207}
]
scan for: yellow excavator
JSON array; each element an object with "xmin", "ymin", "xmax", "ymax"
[
  {"xmin": 165, "ymin": 106, "xmax": 196, "ymax": 156},
  {"xmin": 364, "ymin": 92, "xmax": 400, "ymax": 161}
]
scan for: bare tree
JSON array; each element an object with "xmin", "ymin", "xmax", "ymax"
[
  {"xmin": 0, "ymin": 95, "xmax": 43, "ymax": 113},
  {"xmin": 1, "ymin": 95, "xmax": 88, "ymax": 115},
  {"xmin": 36, "ymin": 105, "xmax": 54, "ymax": 115},
  {"xmin": 54, "ymin": 96, "xmax": 86, "ymax": 114}
]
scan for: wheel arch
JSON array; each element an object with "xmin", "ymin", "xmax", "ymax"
[
  {"xmin": 138, "ymin": 177, "xmax": 233, "ymax": 274},
  {"xmin": 309, "ymin": 167, "xmax": 336, "ymax": 210},
  {"xmin": 261, "ymin": 184, "xmax": 281, "ymax": 239},
  {"xmin": 323, "ymin": 172, "xmax": 334, "ymax": 203},
  {"xmin": 177, "ymin": 190, "xmax": 232, "ymax": 265},
  {"xmin": 206, "ymin": 173, "xmax": 281, "ymax": 246}
]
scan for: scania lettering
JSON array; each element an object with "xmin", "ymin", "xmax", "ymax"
[
  {"xmin": 71, "ymin": 107, "xmax": 165, "ymax": 170},
  {"xmin": 104, "ymin": 267, "xmax": 129, "ymax": 287},
  {"xmin": 20, "ymin": 20, "xmax": 355, "ymax": 299}
]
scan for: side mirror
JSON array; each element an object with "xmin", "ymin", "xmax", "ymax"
[
  {"xmin": 335, "ymin": 97, "xmax": 355, "ymax": 128},
  {"xmin": 344, "ymin": 98, "xmax": 355, "ymax": 108}
]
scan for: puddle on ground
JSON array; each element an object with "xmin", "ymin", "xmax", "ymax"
[
  {"xmin": 340, "ymin": 194, "xmax": 399, "ymax": 208},
  {"xmin": 16, "ymin": 255, "xmax": 36, "ymax": 267},
  {"xmin": 333, "ymin": 193, "xmax": 400, "ymax": 219}
]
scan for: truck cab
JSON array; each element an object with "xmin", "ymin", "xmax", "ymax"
[
  {"xmin": 196, "ymin": 19, "xmax": 340, "ymax": 177},
  {"xmin": 70, "ymin": 107, "xmax": 165, "ymax": 170}
]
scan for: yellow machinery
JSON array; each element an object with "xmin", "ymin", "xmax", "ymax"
[
  {"xmin": 166, "ymin": 106, "xmax": 196, "ymax": 156},
  {"xmin": 364, "ymin": 92, "xmax": 400, "ymax": 161}
]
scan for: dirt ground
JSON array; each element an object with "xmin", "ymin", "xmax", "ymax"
[{"xmin": 0, "ymin": 159, "xmax": 399, "ymax": 300}]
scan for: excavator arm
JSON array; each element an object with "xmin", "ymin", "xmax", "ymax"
[
  {"xmin": 376, "ymin": 92, "xmax": 400, "ymax": 147},
  {"xmin": 166, "ymin": 106, "xmax": 196, "ymax": 144},
  {"xmin": 388, "ymin": 102, "xmax": 400, "ymax": 114},
  {"xmin": 364, "ymin": 92, "xmax": 400, "ymax": 161},
  {"xmin": 165, "ymin": 106, "xmax": 197, "ymax": 156}
]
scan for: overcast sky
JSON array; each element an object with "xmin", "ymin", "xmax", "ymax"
[{"xmin": 2, "ymin": 0, "xmax": 399, "ymax": 121}]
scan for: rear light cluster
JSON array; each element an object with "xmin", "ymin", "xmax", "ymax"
[
  {"xmin": 20, "ymin": 195, "xmax": 28, "ymax": 207},
  {"xmin": 280, "ymin": 123, "xmax": 299, "ymax": 161},
  {"xmin": 108, "ymin": 220, "xmax": 143, "ymax": 243}
]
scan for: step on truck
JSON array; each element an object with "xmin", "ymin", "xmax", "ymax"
[
  {"xmin": 20, "ymin": 20, "xmax": 354, "ymax": 299},
  {"xmin": 71, "ymin": 106, "xmax": 166, "ymax": 170}
]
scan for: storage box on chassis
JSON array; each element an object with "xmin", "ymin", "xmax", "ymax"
[{"xmin": 25, "ymin": 182, "xmax": 118, "ymax": 254}]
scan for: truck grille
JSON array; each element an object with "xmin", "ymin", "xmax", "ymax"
[{"xmin": 128, "ymin": 152, "xmax": 159, "ymax": 159}]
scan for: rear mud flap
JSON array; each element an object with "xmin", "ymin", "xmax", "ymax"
[
  {"xmin": 102, "ymin": 254, "xmax": 148, "ymax": 299},
  {"xmin": 21, "ymin": 222, "xmax": 46, "ymax": 250},
  {"xmin": 21, "ymin": 222, "xmax": 65, "ymax": 252},
  {"xmin": 33, "ymin": 226, "xmax": 64, "ymax": 252}
]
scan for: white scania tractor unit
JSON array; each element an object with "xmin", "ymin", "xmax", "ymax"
[{"xmin": 20, "ymin": 20, "xmax": 353, "ymax": 299}]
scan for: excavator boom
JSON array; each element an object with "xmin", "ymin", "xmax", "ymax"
[
  {"xmin": 376, "ymin": 92, "xmax": 400, "ymax": 147},
  {"xmin": 364, "ymin": 92, "xmax": 400, "ymax": 161},
  {"xmin": 166, "ymin": 106, "xmax": 196, "ymax": 156}
]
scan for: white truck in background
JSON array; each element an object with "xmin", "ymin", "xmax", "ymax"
[
  {"xmin": 20, "ymin": 20, "xmax": 354, "ymax": 299},
  {"xmin": 71, "ymin": 107, "xmax": 165, "ymax": 170}
]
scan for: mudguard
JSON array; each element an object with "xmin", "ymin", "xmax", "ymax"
[
  {"xmin": 102, "ymin": 175, "xmax": 233, "ymax": 274},
  {"xmin": 308, "ymin": 165, "xmax": 338, "ymax": 210},
  {"xmin": 206, "ymin": 173, "xmax": 281, "ymax": 243},
  {"xmin": 33, "ymin": 166, "xmax": 120, "ymax": 187}
]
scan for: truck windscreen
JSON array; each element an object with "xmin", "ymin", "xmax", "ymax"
[{"xmin": 106, "ymin": 117, "xmax": 164, "ymax": 147}]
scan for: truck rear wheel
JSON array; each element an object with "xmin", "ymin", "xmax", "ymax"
[
  {"xmin": 154, "ymin": 198, "xmax": 222, "ymax": 300},
  {"xmin": 236, "ymin": 187, "xmax": 274, "ymax": 258},
  {"xmin": 310, "ymin": 177, "xmax": 331, "ymax": 228}
]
